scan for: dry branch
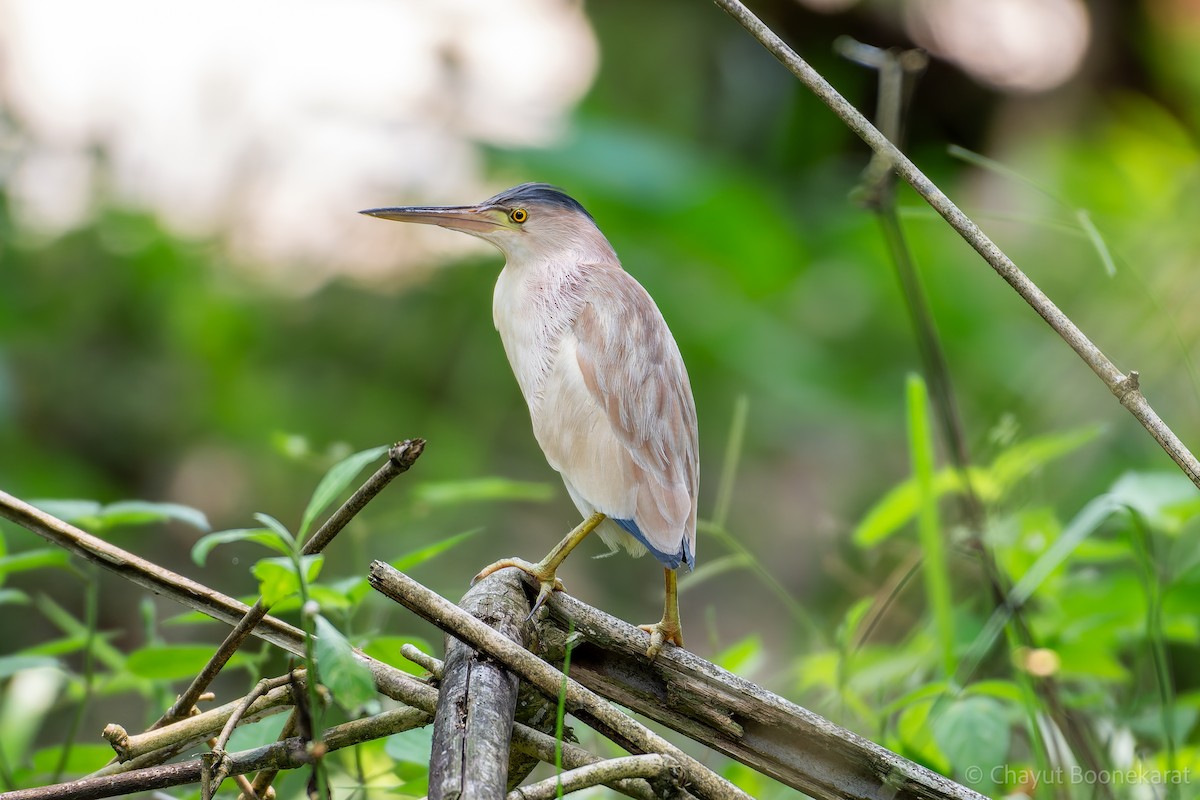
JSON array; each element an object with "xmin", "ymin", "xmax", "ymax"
[
  {"xmin": 507, "ymin": 754, "xmax": 683, "ymax": 800},
  {"xmin": 371, "ymin": 563, "xmax": 987, "ymax": 800},
  {"xmin": 164, "ymin": 439, "xmax": 425, "ymax": 724},
  {"xmin": 0, "ymin": 707, "xmax": 429, "ymax": 800},
  {"xmin": 369, "ymin": 562, "xmax": 753, "ymax": 800},
  {"xmin": 713, "ymin": 0, "xmax": 1200, "ymax": 491},
  {"xmin": 429, "ymin": 569, "xmax": 533, "ymax": 799},
  {"xmin": 0, "ymin": 490, "xmax": 308, "ymax": 657}
]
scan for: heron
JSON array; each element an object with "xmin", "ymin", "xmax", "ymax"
[{"xmin": 362, "ymin": 183, "xmax": 698, "ymax": 658}]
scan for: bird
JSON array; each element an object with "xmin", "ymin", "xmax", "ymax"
[{"xmin": 362, "ymin": 183, "xmax": 698, "ymax": 658}]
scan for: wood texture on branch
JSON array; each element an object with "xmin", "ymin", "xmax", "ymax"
[
  {"xmin": 429, "ymin": 569, "xmax": 532, "ymax": 800},
  {"xmin": 539, "ymin": 584, "xmax": 986, "ymax": 800},
  {"xmin": 712, "ymin": 0, "xmax": 1200, "ymax": 492},
  {"xmin": 372, "ymin": 563, "xmax": 986, "ymax": 800},
  {"xmin": 0, "ymin": 707, "xmax": 429, "ymax": 800},
  {"xmin": 0, "ymin": 489, "xmax": 307, "ymax": 657},
  {"xmin": 368, "ymin": 562, "xmax": 753, "ymax": 800}
]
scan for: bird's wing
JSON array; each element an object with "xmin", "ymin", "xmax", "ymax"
[{"xmin": 570, "ymin": 266, "xmax": 698, "ymax": 567}]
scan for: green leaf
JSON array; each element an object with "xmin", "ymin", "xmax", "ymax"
[
  {"xmin": 385, "ymin": 725, "xmax": 433, "ymax": 765},
  {"xmin": 252, "ymin": 555, "xmax": 323, "ymax": 607},
  {"xmin": 22, "ymin": 632, "xmax": 118, "ymax": 659},
  {"xmin": 314, "ymin": 615, "xmax": 377, "ymax": 710},
  {"xmin": 126, "ymin": 644, "xmax": 245, "ymax": 680},
  {"xmin": 253, "ymin": 513, "xmax": 297, "ymax": 550},
  {"xmin": 411, "ymin": 478, "xmax": 554, "ymax": 508},
  {"xmin": 361, "ymin": 636, "xmax": 436, "ymax": 676},
  {"xmin": 908, "ymin": 375, "xmax": 954, "ymax": 677},
  {"xmin": 191, "ymin": 528, "xmax": 292, "ymax": 567},
  {"xmin": 895, "ymin": 699, "xmax": 949, "ymax": 773},
  {"xmin": 880, "ymin": 681, "xmax": 951, "ymax": 717},
  {"xmin": 346, "ymin": 529, "xmax": 481, "ymax": 604},
  {"xmin": 0, "ymin": 655, "xmax": 60, "ymax": 679},
  {"xmin": 300, "ymin": 444, "xmax": 389, "ymax": 537},
  {"xmin": 31, "ymin": 499, "xmax": 209, "ymax": 532},
  {"xmin": 988, "ymin": 425, "xmax": 1103, "ymax": 488},
  {"xmin": 965, "ymin": 680, "xmax": 1026, "ymax": 705},
  {"xmin": 1110, "ymin": 471, "xmax": 1200, "ymax": 534},
  {"xmin": 933, "ymin": 696, "xmax": 1010, "ymax": 793},
  {"xmin": 93, "ymin": 501, "xmax": 210, "ymax": 532},
  {"xmin": 854, "ymin": 425, "xmax": 1101, "ymax": 548},
  {"xmin": 0, "ymin": 589, "xmax": 30, "ymax": 606},
  {"xmin": 269, "ymin": 583, "xmax": 352, "ymax": 615},
  {"xmin": 713, "ymin": 635, "xmax": 763, "ymax": 676},
  {"xmin": 29, "ymin": 500, "xmax": 102, "ymax": 523},
  {"xmin": 0, "ymin": 549, "xmax": 71, "ymax": 579},
  {"xmin": 31, "ymin": 743, "xmax": 114, "ymax": 777}
]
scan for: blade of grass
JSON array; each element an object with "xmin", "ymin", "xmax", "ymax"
[
  {"xmin": 1127, "ymin": 509, "xmax": 1179, "ymax": 800},
  {"xmin": 712, "ymin": 394, "xmax": 749, "ymax": 530},
  {"xmin": 907, "ymin": 374, "xmax": 954, "ymax": 677}
]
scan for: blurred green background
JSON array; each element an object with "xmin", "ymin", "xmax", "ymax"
[{"xmin": 1, "ymin": 0, "xmax": 1199, "ymax": 796}]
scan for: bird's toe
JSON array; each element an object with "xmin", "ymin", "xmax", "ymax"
[{"xmin": 638, "ymin": 621, "xmax": 683, "ymax": 660}]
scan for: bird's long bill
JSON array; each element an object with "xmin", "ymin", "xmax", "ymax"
[{"xmin": 359, "ymin": 204, "xmax": 503, "ymax": 233}]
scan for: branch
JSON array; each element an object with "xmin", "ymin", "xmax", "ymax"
[
  {"xmin": 430, "ymin": 569, "xmax": 533, "ymax": 799},
  {"xmin": 507, "ymin": 755, "xmax": 683, "ymax": 800},
  {"xmin": 713, "ymin": 0, "xmax": 1200, "ymax": 491},
  {"xmin": 371, "ymin": 564, "xmax": 985, "ymax": 800},
  {"xmin": 0, "ymin": 707, "xmax": 428, "ymax": 800},
  {"xmin": 0, "ymin": 490, "xmax": 307, "ymax": 657},
  {"xmin": 100, "ymin": 683, "xmax": 294, "ymax": 766},
  {"xmin": 539, "ymin": 582, "xmax": 985, "ymax": 800},
  {"xmin": 163, "ymin": 439, "xmax": 425, "ymax": 724},
  {"xmin": 368, "ymin": 563, "xmax": 752, "ymax": 800}
]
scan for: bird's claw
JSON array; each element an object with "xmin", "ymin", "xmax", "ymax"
[
  {"xmin": 638, "ymin": 620, "xmax": 683, "ymax": 660},
  {"xmin": 472, "ymin": 558, "xmax": 565, "ymax": 617}
]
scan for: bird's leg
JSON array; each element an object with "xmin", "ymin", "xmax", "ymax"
[
  {"xmin": 473, "ymin": 511, "xmax": 607, "ymax": 614},
  {"xmin": 639, "ymin": 568, "xmax": 683, "ymax": 659}
]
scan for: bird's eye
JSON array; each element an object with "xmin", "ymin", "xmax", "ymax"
[{"xmin": 510, "ymin": 208, "xmax": 528, "ymax": 224}]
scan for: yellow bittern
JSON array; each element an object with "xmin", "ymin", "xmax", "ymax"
[{"xmin": 363, "ymin": 183, "xmax": 698, "ymax": 658}]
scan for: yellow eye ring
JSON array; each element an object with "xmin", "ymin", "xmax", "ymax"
[{"xmin": 510, "ymin": 208, "xmax": 528, "ymax": 224}]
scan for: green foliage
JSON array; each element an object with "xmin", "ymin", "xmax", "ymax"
[{"xmin": 313, "ymin": 615, "xmax": 376, "ymax": 712}]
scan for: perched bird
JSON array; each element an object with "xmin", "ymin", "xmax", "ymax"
[{"xmin": 362, "ymin": 183, "xmax": 698, "ymax": 657}]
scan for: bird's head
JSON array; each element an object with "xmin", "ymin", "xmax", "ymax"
[{"xmin": 361, "ymin": 183, "xmax": 607, "ymax": 262}]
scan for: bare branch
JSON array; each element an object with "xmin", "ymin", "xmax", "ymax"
[
  {"xmin": 97, "ymin": 684, "xmax": 294, "ymax": 772},
  {"xmin": 0, "ymin": 490, "xmax": 307, "ymax": 657},
  {"xmin": 538, "ymin": 582, "xmax": 986, "ymax": 800},
  {"xmin": 713, "ymin": 0, "xmax": 1200, "ymax": 490},
  {"xmin": 430, "ymin": 569, "xmax": 532, "ymax": 799},
  {"xmin": 370, "ymin": 561, "xmax": 755, "ymax": 800},
  {"xmin": 163, "ymin": 439, "xmax": 425, "ymax": 724},
  {"xmin": 507, "ymin": 755, "xmax": 683, "ymax": 800},
  {"xmin": 3, "ymin": 707, "xmax": 428, "ymax": 800}
]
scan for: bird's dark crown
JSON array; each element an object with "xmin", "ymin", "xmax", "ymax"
[{"xmin": 485, "ymin": 183, "xmax": 595, "ymax": 223}]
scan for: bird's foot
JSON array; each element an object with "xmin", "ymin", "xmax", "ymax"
[
  {"xmin": 473, "ymin": 558, "xmax": 565, "ymax": 615},
  {"xmin": 638, "ymin": 619, "xmax": 684, "ymax": 660}
]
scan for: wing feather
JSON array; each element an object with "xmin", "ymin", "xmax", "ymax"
[{"xmin": 571, "ymin": 266, "xmax": 698, "ymax": 567}]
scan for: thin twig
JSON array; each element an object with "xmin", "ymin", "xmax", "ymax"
[
  {"xmin": 0, "ymin": 490, "xmax": 308, "ymax": 656},
  {"xmin": 400, "ymin": 643, "xmax": 444, "ymax": 678},
  {"xmin": 2, "ymin": 707, "xmax": 429, "ymax": 800},
  {"xmin": 206, "ymin": 674, "xmax": 299, "ymax": 798},
  {"xmin": 99, "ymin": 684, "xmax": 295, "ymax": 768},
  {"xmin": 507, "ymin": 755, "xmax": 683, "ymax": 800},
  {"xmin": 368, "ymin": 562, "xmax": 753, "ymax": 800},
  {"xmin": 509, "ymin": 725, "xmax": 672, "ymax": 800},
  {"xmin": 713, "ymin": 0, "xmax": 1200, "ymax": 490},
  {"xmin": 239, "ymin": 709, "xmax": 298, "ymax": 800},
  {"xmin": 162, "ymin": 439, "xmax": 425, "ymax": 724}
]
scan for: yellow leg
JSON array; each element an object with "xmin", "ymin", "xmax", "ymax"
[
  {"xmin": 473, "ymin": 511, "xmax": 606, "ymax": 613},
  {"xmin": 639, "ymin": 568, "xmax": 683, "ymax": 659}
]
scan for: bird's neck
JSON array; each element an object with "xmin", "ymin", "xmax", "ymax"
[{"xmin": 492, "ymin": 251, "xmax": 611, "ymax": 411}]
